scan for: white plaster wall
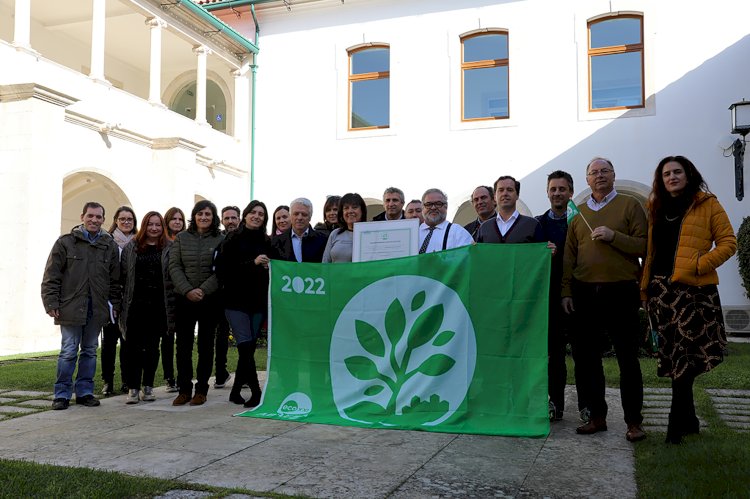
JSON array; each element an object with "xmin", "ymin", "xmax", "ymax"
[
  {"xmin": 0, "ymin": 44, "xmax": 249, "ymax": 355},
  {"xmin": 225, "ymin": 0, "xmax": 749, "ymax": 307}
]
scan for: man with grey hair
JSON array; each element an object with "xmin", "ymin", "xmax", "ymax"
[
  {"xmin": 561, "ymin": 157, "xmax": 647, "ymax": 442},
  {"xmin": 270, "ymin": 197, "xmax": 328, "ymax": 262},
  {"xmin": 373, "ymin": 187, "xmax": 406, "ymax": 221},
  {"xmin": 418, "ymin": 188, "xmax": 473, "ymax": 254}
]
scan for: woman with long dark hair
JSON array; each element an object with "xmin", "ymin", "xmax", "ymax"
[
  {"xmin": 322, "ymin": 193, "xmax": 367, "ymax": 263},
  {"xmin": 271, "ymin": 205, "xmax": 290, "ymax": 236},
  {"xmin": 101, "ymin": 206, "xmax": 137, "ymax": 396},
  {"xmin": 215, "ymin": 200, "xmax": 271, "ymax": 408},
  {"xmin": 314, "ymin": 195, "xmax": 341, "ymax": 236},
  {"xmin": 161, "ymin": 207, "xmax": 185, "ymax": 392},
  {"xmin": 168, "ymin": 200, "xmax": 224, "ymax": 406},
  {"xmin": 641, "ymin": 155, "xmax": 736, "ymax": 444},
  {"xmin": 119, "ymin": 211, "xmax": 172, "ymax": 404}
]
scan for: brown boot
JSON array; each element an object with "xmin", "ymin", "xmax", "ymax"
[
  {"xmin": 172, "ymin": 393, "xmax": 191, "ymax": 406},
  {"xmin": 189, "ymin": 393, "xmax": 207, "ymax": 406},
  {"xmin": 626, "ymin": 424, "xmax": 646, "ymax": 442},
  {"xmin": 576, "ymin": 417, "xmax": 607, "ymax": 434}
]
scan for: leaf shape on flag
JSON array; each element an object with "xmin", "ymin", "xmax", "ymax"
[
  {"xmin": 364, "ymin": 384, "xmax": 385, "ymax": 396},
  {"xmin": 407, "ymin": 304, "xmax": 444, "ymax": 349},
  {"xmin": 345, "ymin": 356, "xmax": 384, "ymax": 381},
  {"xmin": 355, "ymin": 320, "xmax": 385, "ymax": 357},
  {"xmin": 385, "ymin": 298, "xmax": 406, "ymax": 346},
  {"xmin": 410, "ymin": 290, "xmax": 426, "ymax": 311},
  {"xmin": 432, "ymin": 330, "xmax": 455, "ymax": 347},
  {"xmin": 414, "ymin": 354, "xmax": 455, "ymax": 377}
]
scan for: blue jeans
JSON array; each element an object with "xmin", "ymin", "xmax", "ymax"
[{"xmin": 55, "ymin": 319, "xmax": 101, "ymax": 399}]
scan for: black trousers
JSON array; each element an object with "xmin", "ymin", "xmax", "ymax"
[
  {"xmin": 548, "ymin": 300, "xmax": 572, "ymax": 410},
  {"xmin": 175, "ymin": 295, "xmax": 220, "ymax": 396},
  {"xmin": 571, "ymin": 280, "xmax": 644, "ymax": 425},
  {"xmin": 123, "ymin": 307, "xmax": 163, "ymax": 389},
  {"xmin": 160, "ymin": 332, "xmax": 175, "ymax": 381},
  {"xmin": 101, "ymin": 322, "xmax": 125, "ymax": 384},
  {"xmin": 214, "ymin": 315, "xmax": 230, "ymax": 381}
]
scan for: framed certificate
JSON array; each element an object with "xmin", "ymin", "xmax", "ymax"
[{"xmin": 352, "ymin": 219, "xmax": 420, "ymax": 262}]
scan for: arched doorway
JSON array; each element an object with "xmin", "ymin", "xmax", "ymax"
[
  {"xmin": 452, "ymin": 200, "xmax": 475, "ymax": 225},
  {"xmin": 61, "ymin": 172, "xmax": 131, "ymax": 235},
  {"xmin": 364, "ymin": 197, "xmax": 382, "ymax": 221},
  {"xmin": 573, "ymin": 179, "xmax": 650, "ymax": 211},
  {"xmin": 169, "ymin": 79, "xmax": 228, "ymax": 133}
]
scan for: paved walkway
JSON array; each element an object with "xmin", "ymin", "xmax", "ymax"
[{"xmin": 0, "ymin": 379, "xmax": 640, "ymax": 498}]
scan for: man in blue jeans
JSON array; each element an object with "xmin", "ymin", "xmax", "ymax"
[{"xmin": 42, "ymin": 202, "xmax": 121, "ymax": 410}]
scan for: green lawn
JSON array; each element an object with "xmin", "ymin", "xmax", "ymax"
[
  {"xmin": 0, "ymin": 344, "xmax": 268, "ymax": 394},
  {"xmin": 567, "ymin": 342, "xmax": 750, "ymax": 498}
]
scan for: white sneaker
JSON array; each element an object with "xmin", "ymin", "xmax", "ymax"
[
  {"xmin": 140, "ymin": 386, "xmax": 155, "ymax": 402},
  {"xmin": 126, "ymin": 389, "xmax": 139, "ymax": 404}
]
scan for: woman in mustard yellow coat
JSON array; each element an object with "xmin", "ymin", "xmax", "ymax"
[{"xmin": 641, "ymin": 155, "xmax": 736, "ymax": 444}]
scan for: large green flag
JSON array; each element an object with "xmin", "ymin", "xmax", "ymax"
[{"xmin": 239, "ymin": 243, "xmax": 550, "ymax": 437}]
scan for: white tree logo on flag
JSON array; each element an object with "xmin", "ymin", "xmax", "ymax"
[{"xmin": 330, "ymin": 276, "xmax": 477, "ymax": 427}]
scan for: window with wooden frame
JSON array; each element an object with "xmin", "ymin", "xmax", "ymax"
[
  {"xmin": 588, "ymin": 14, "xmax": 644, "ymax": 111},
  {"xmin": 461, "ymin": 30, "xmax": 509, "ymax": 121},
  {"xmin": 348, "ymin": 44, "xmax": 390, "ymax": 130}
]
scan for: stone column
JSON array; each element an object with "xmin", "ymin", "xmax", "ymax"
[
  {"xmin": 12, "ymin": 0, "xmax": 32, "ymax": 49},
  {"xmin": 146, "ymin": 17, "xmax": 167, "ymax": 105},
  {"xmin": 232, "ymin": 69, "xmax": 250, "ymax": 140},
  {"xmin": 193, "ymin": 45, "xmax": 211, "ymax": 125},
  {"xmin": 89, "ymin": 0, "xmax": 106, "ymax": 81}
]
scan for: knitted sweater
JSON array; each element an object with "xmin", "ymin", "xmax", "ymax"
[{"xmin": 561, "ymin": 194, "xmax": 647, "ymax": 296}]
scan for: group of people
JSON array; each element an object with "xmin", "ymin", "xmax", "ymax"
[{"xmin": 41, "ymin": 155, "xmax": 736, "ymax": 446}]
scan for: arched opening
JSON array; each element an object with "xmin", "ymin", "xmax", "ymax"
[
  {"xmin": 452, "ymin": 200, "xmax": 475, "ymax": 225},
  {"xmin": 573, "ymin": 179, "xmax": 650, "ymax": 212},
  {"xmin": 61, "ymin": 172, "xmax": 131, "ymax": 235},
  {"xmin": 169, "ymin": 79, "xmax": 228, "ymax": 133},
  {"xmin": 364, "ymin": 197, "xmax": 382, "ymax": 221}
]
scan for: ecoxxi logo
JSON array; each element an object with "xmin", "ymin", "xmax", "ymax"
[
  {"xmin": 276, "ymin": 392, "xmax": 312, "ymax": 420},
  {"xmin": 330, "ymin": 276, "xmax": 477, "ymax": 427}
]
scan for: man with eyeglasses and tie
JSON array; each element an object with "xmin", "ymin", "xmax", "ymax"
[
  {"xmin": 476, "ymin": 176, "xmax": 545, "ymax": 244},
  {"xmin": 561, "ymin": 157, "xmax": 648, "ymax": 443},
  {"xmin": 417, "ymin": 189, "xmax": 473, "ymax": 254}
]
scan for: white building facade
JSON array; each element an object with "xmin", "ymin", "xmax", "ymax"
[
  {"xmin": 0, "ymin": 0, "xmax": 256, "ymax": 355},
  {"xmin": 205, "ymin": 0, "xmax": 750, "ymax": 326}
]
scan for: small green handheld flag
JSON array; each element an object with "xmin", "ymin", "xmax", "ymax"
[{"xmin": 566, "ymin": 200, "xmax": 580, "ymax": 224}]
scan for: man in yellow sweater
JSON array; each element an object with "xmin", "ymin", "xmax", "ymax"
[{"xmin": 561, "ymin": 158, "xmax": 648, "ymax": 442}]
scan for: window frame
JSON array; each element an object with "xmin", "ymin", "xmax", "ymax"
[
  {"xmin": 347, "ymin": 43, "xmax": 390, "ymax": 131},
  {"xmin": 587, "ymin": 13, "xmax": 645, "ymax": 112},
  {"xmin": 460, "ymin": 29, "xmax": 510, "ymax": 122}
]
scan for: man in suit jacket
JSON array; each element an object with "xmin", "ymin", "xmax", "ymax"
[
  {"xmin": 271, "ymin": 198, "xmax": 328, "ymax": 262},
  {"xmin": 372, "ymin": 187, "xmax": 405, "ymax": 221},
  {"xmin": 463, "ymin": 185, "xmax": 497, "ymax": 240}
]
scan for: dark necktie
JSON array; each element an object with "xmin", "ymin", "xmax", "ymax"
[{"xmin": 419, "ymin": 227, "xmax": 435, "ymax": 254}]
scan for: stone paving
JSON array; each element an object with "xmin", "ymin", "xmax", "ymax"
[
  {"xmin": 0, "ymin": 382, "xmax": 638, "ymax": 498},
  {"xmin": 707, "ymin": 389, "xmax": 750, "ymax": 432}
]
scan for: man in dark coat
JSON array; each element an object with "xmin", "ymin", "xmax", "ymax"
[
  {"xmin": 372, "ymin": 187, "xmax": 405, "ymax": 221},
  {"xmin": 271, "ymin": 197, "xmax": 328, "ymax": 262},
  {"xmin": 41, "ymin": 202, "xmax": 121, "ymax": 410}
]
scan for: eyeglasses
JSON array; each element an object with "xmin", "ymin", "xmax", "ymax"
[
  {"xmin": 586, "ymin": 168, "xmax": 613, "ymax": 177},
  {"xmin": 117, "ymin": 217, "xmax": 134, "ymax": 223},
  {"xmin": 423, "ymin": 201, "xmax": 446, "ymax": 209}
]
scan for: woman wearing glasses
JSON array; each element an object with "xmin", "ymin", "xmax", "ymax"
[
  {"xmin": 641, "ymin": 156, "xmax": 736, "ymax": 444},
  {"xmin": 101, "ymin": 206, "xmax": 137, "ymax": 396},
  {"xmin": 322, "ymin": 193, "xmax": 367, "ymax": 263}
]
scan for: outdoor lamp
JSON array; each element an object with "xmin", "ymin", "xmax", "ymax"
[{"xmin": 729, "ymin": 100, "xmax": 750, "ymax": 201}]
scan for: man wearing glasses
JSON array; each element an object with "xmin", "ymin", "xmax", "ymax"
[
  {"xmin": 417, "ymin": 189, "xmax": 473, "ymax": 254},
  {"xmin": 561, "ymin": 157, "xmax": 648, "ymax": 442}
]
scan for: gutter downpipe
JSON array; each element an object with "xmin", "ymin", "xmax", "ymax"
[{"xmin": 250, "ymin": 4, "xmax": 259, "ymax": 200}]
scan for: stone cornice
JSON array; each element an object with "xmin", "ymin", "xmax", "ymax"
[{"xmin": 0, "ymin": 83, "xmax": 77, "ymax": 107}]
